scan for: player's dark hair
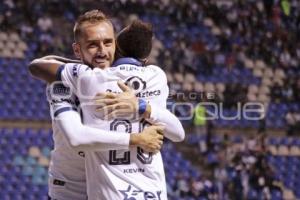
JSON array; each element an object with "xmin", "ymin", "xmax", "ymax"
[
  {"xmin": 73, "ymin": 9, "xmax": 113, "ymax": 42},
  {"xmin": 116, "ymin": 20, "xmax": 153, "ymax": 60}
]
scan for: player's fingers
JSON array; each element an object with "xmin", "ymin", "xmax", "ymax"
[
  {"xmin": 152, "ymin": 149, "xmax": 158, "ymax": 154},
  {"xmin": 149, "ymin": 145, "xmax": 157, "ymax": 153},
  {"xmin": 116, "ymin": 108, "xmax": 138, "ymax": 118},
  {"xmin": 96, "ymin": 105, "xmax": 114, "ymax": 114},
  {"xmin": 157, "ymin": 129, "xmax": 164, "ymax": 136},
  {"xmin": 156, "ymin": 145, "xmax": 162, "ymax": 152},
  {"xmin": 155, "ymin": 144, "xmax": 161, "ymax": 152},
  {"xmin": 105, "ymin": 92, "xmax": 117, "ymax": 99},
  {"xmin": 157, "ymin": 134, "xmax": 164, "ymax": 141},
  {"xmin": 146, "ymin": 148, "xmax": 154, "ymax": 153},
  {"xmin": 105, "ymin": 109, "xmax": 131, "ymax": 120},
  {"xmin": 115, "ymin": 103, "xmax": 131, "ymax": 110},
  {"xmin": 94, "ymin": 93, "xmax": 106, "ymax": 100},
  {"xmin": 96, "ymin": 103, "xmax": 128, "ymax": 113},
  {"xmin": 158, "ymin": 140, "xmax": 163, "ymax": 146},
  {"xmin": 94, "ymin": 92, "xmax": 116, "ymax": 100},
  {"xmin": 117, "ymin": 81, "xmax": 131, "ymax": 92},
  {"xmin": 95, "ymin": 99, "xmax": 119, "ymax": 106},
  {"xmin": 153, "ymin": 126, "xmax": 165, "ymax": 134}
]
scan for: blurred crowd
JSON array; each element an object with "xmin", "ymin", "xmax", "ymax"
[
  {"xmin": 210, "ymin": 134, "xmax": 281, "ymax": 200},
  {"xmin": 177, "ymin": 134, "xmax": 283, "ymax": 200},
  {"xmin": 286, "ymin": 110, "xmax": 300, "ymax": 135},
  {"xmin": 1, "ymin": 0, "xmax": 299, "ymax": 128}
]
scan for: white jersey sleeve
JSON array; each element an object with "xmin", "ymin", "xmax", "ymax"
[
  {"xmin": 56, "ymin": 63, "xmax": 91, "ymax": 91},
  {"xmin": 145, "ymin": 65, "xmax": 185, "ymax": 142},
  {"xmin": 47, "ymin": 71, "xmax": 131, "ymax": 152},
  {"xmin": 47, "ymin": 81, "xmax": 79, "ymax": 120},
  {"xmin": 57, "ymin": 63, "xmax": 116, "ymax": 100},
  {"xmin": 145, "ymin": 65, "xmax": 169, "ymax": 108},
  {"xmin": 55, "ymin": 111, "xmax": 130, "ymax": 151},
  {"xmin": 46, "ymin": 84, "xmax": 87, "ymax": 200},
  {"xmin": 149, "ymin": 105, "xmax": 185, "ymax": 142}
]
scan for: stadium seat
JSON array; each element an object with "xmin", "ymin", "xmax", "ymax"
[
  {"xmin": 13, "ymin": 156, "xmax": 26, "ymax": 166},
  {"xmin": 263, "ymin": 68, "xmax": 274, "ymax": 78},
  {"xmin": 244, "ymin": 58, "xmax": 254, "ymax": 69},
  {"xmin": 277, "ymin": 145, "xmax": 289, "ymax": 156},
  {"xmin": 268, "ymin": 145, "xmax": 278, "ymax": 155},
  {"xmin": 193, "ymin": 82, "xmax": 204, "ymax": 93},
  {"xmin": 0, "ymin": 32, "xmax": 8, "ymax": 41},
  {"xmin": 29, "ymin": 146, "xmax": 42, "ymax": 158},
  {"xmin": 166, "ymin": 72, "xmax": 173, "ymax": 82},
  {"xmin": 185, "ymin": 73, "xmax": 196, "ymax": 83},
  {"xmin": 174, "ymin": 73, "xmax": 184, "ymax": 83}
]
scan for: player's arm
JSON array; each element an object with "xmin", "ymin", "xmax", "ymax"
[
  {"xmin": 55, "ymin": 110, "xmax": 163, "ymax": 153},
  {"xmin": 142, "ymin": 68, "xmax": 185, "ymax": 142},
  {"xmin": 95, "ymin": 81, "xmax": 185, "ymax": 142},
  {"xmin": 28, "ymin": 55, "xmax": 80, "ymax": 83},
  {"xmin": 48, "ymin": 84, "xmax": 164, "ymax": 153},
  {"xmin": 56, "ymin": 64, "xmax": 177, "ymax": 146},
  {"xmin": 143, "ymin": 103, "xmax": 185, "ymax": 142}
]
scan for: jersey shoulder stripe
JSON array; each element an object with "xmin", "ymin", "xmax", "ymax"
[
  {"xmin": 54, "ymin": 106, "xmax": 77, "ymax": 117},
  {"xmin": 56, "ymin": 64, "xmax": 65, "ymax": 81}
]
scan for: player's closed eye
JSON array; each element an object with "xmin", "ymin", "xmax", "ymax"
[
  {"xmin": 104, "ymin": 39, "xmax": 113, "ymax": 46},
  {"xmin": 88, "ymin": 43, "xmax": 98, "ymax": 48}
]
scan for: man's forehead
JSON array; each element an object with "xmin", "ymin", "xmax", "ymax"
[{"xmin": 81, "ymin": 21, "xmax": 115, "ymax": 40}]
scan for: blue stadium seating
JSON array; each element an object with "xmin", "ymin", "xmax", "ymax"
[{"xmin": 0, "ymin": 128, "xmax": 207, "ymax": 199}]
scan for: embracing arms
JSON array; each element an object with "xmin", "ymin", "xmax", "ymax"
[
  {"xmin": 94, "ymin": 81, "xmax": 185, "ymax": 142},
  {"xmin": 54, "ymin": 110, "xmax": 163, "ymax": 152},
  {"xmin": 28, "ymin": 55, "xmax": 80, "ymax": 83}
]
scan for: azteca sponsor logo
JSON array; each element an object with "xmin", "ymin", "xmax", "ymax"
[
  {"xmin": 136, "ymin": 90, "xmax": 161, "ymax": 98},
  {"xmin": 106, "ymin": 89, "xmax": 161, "ymax": 98},
  {"xmin": 125, "ymin": 76, "xmax": 161, "ymax": 97},
  {"xmin": 107, "ymin": 76, "xmax": 161, "ymax": 97}
]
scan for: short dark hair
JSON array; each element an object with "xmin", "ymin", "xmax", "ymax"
[
  {"xmin": 73, "ymin": 9, "xmax": 113, "ymax": 42},
  {"xmin": 117, "ymin": 20, "xmax": 153, "ymax": 60}
]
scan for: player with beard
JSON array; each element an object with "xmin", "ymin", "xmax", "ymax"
[
  {"xmin": 56, "ymin": 19, "xmax": 184, "ymax": 200},
  {"xmin": 29, "ymin": 10, "xmax": 184, "ymax": 200}
]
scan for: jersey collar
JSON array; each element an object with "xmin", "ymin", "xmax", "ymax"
[{"xmin": 111, "ymin": 57, "xmax": 143, "ymax": 67}]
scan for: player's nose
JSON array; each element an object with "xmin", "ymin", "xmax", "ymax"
[{"xmin": 97, "ymin": 42, "xmax": 105, "ymax": 53}]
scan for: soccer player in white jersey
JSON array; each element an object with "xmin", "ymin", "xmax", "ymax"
[
  {"xmin": 58, "ymin": 20, "xmax": 182, "ymax": 200},
  {"xmin": 29, "ymin": 10, "xmax": 171, "ymax": 200},
  {"xmin": 29, "ymin": 10, "xmax": 184, "ymax": 200}
]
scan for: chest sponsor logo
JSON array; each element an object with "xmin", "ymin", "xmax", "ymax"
[{"xmin": 107, "ymin": 76, "xmax": 160, "ymax": 98}]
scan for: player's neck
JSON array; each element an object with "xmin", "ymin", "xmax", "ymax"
[{"xmin": 112, "ymin": 57, "xmax": 143, "ymax": 67}]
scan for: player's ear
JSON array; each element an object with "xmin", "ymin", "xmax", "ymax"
[
  {"xmin": 72, "ymin": 43, "xmax": 81, "ymax": 59},
  {"xmin": 144, "ymin": 58, "xmax": 148, "ymax": 65},
  {"xmin": 140, "ymin": 58, "xmax": 148, "ymax": 65}
]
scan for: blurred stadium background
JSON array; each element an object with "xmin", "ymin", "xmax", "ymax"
[{"xmin": 0, "ymin": 0, "xmax": 300, "ymax": 199}]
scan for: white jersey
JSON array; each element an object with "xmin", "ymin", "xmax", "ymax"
[
  {"xmin": 60, "ymin": 59, "xmax": 169, "ymax": 200},
  {"xmin": 46, "ymin": 82, "xmax": 87, "ymax": 200}
]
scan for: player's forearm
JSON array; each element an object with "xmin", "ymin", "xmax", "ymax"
[
  {"xmin": 28, "ymin": 58, "xmax": 63, "ymax": 83},
  {"xmin": 146, "ymin": 104, "xmax": 185, "ymax": 142},
  {"xmin": 43, "ymin": 55, "xmax": 81, "ymax": 63},
  {"xmin": 56, "ymin": 111, "xmax": 130, "ymax": 151},
  {"xmin": 29, "ymin": 55, "xmax": 81, "ymax": 83}
]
